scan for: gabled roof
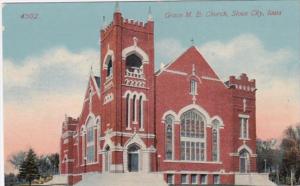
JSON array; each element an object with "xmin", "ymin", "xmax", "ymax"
[
  {"xmin": 78, "ymin": 70, "xmax": 101, "ymax": 119},
  {"xmin": 155, "ymin": 46, "xmax": 221, "ymax": 81}
]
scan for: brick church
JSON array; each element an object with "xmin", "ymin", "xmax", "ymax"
[{"xmin": 59, "ymin": 4, "xmax": 264, "ymax": 186}]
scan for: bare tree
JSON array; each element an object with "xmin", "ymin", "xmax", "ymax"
[
  {"xmin": 9, "ymin": 151, "xmax": 26, "ymax": 170},
  {"xmin": 281, "ymin": 125, "xmax": 300, "ymax": 184}
]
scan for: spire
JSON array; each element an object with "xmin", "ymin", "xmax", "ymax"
[
  {"xmin": 90, "ymin": 65, "xmax": 94, "ymax": 77},
  {"xmin": 102, "ymin": 16, "xmax": 106, "ymax": 29},
  {"xmin": 147, "ymin": 6, "xmax": 153, "ymax": 21},
  {"xmin": 115, "ymin": 1, "xmax": 120, "ymax": 13},
  {"xmin": 190, "ymin": 38, "xmax": 194, "ymax": 46}
]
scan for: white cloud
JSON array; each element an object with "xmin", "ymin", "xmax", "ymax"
[
  {"xmin": 198, "ymin": 34, "xmax": 297, "ymax": 83},
  {"xmin": 156, "ymin": 38, "xmax": 185, "ymax": 66},
  {"xmin": 4, "ymin": 47, "xmax": 99, "ymax": 90},
  {"xmin": 3, "ymin": 47, "xmax": 100, "ymax": 173}
]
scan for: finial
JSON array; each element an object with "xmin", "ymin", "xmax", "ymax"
[
  {"xmin": 90, "ymin": 65, "xmax": 94, "ymax": 76},
  {"xmin": 102, "ymin": 16, "xmax": 106, "ymax": 29},
  {"xmin": 190, "ymin": 38, "xmax": 194, "ymax": 45},
  {"xmin": 115, "ymin": 1, "xmax": 120, "ymax": 13},
  {"xmin": 147, "ymin": 6, "xmax": 153, "ymax": 21}
]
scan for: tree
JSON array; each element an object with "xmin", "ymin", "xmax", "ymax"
[
  {"xmin": 9, "ymin": 151, "xmax": 26, "ymax": 170},
  {"xmin": 18, "ymin": 148, "xmax": 40, "ymax": 186},
  {"xmin": 38, "ymin": 155, "xmax": 52, "ymax": 177},
  {"xmin": 280, "ymin": 125, "xmax": 300, "ymax": 184},
  {"xmin": 256, "ymin": 139, "xmax": 281, "ymax": 173},
  {"xmin": 48, "ymin": 153, "xmax": 60, "ymax": 174}
]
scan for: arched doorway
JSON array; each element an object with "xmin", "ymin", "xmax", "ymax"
[
  {"xmin": 239, "ymin": 149, "xmax": 250, "ymax": 173},
  {"xmin": 127, "ymin": 144, "xmax": 140, "ymax": 172},
  {"xmin": 104, "ymin": 146, "xmax": 110, "ymax": 172}
]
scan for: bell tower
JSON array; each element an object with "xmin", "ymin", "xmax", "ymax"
[{"xmin": 99, "ymin": 4, "xmax": 156, "ymax": 173}]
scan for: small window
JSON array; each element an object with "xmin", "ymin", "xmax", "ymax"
[
  {"xmin": 200, "ymin": 174, "xmax": 207, "ymax": 184},
  {"xmin": 212, "ymin": 119, "xmax": 220, "ymax": 162},
  {"xmin": 167, "ymin": 174, "xmax": 174, "ymax": 184},
  {"xmin": 106, "ymin": 57, "xmax": 113, "ymax": 77},
  {"xmin": 191, "ymin": 174, "xmax": 197, "ymax": 184},
  {"xmin": 181, "ymin": 174, "xmax": 188, "ymax": 184},
  {"xmin": 138, "ymin": 96, "xmax": 143, "ymax": 128},
  {"xmin": 190, "ymin": 79, "xmax": 197, "ymax": 95},
  {"xmin": 213, "ymin": 175, "xmax": 220, "ymax": 184},
  {"xmin": 126, "ymin": 94, "xmax": 130, "ymax": 128},
  {"xmin": 240, "ymin": 117, "xmax": 249, "ymax": 139},
  {"xmin": 165, "ymin": 115, "xmax": 174, "ymax": 160}
]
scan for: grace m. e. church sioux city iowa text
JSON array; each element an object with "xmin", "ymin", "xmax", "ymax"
[{"xmin": 59, "ymin": 4, "xmax": 273, "ymax": 186}]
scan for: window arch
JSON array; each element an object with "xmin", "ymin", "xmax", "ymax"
[
  {"xmin": 180, "ymin": 109, "xmax": 206, "ymax": 161},
  {"xmin": 212, "ymin": 119, "xmax": 220, "ymax": 162},
  {"xmin": 165, "ymin": 115, "xmax": 174, "ymax": 160}
]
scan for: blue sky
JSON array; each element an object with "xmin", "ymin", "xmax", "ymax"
[
  {"xmin": 3, "ymin": 1, "xmax": 300, "ymax": 173},
  {"xmin": 3, "ymin": 1, "xmax": 300, "ymax": 63}
]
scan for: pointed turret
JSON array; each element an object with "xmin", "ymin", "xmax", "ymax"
[
  {"xmin": 115, "ymin": 1, "xmax": 120, "ymax": 13},
  {"xmin": 147, "ymin": 6, "xmax": 153, "ymax": 21},
  {"xmin": 102, "ymin": 16, "xmax": 106, "ymax": 30}
]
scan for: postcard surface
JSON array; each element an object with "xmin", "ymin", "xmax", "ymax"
[{"xmin": 2, "ymin": 1, "xmax": 300, "ymax": 185}]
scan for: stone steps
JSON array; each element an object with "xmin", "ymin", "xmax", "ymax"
[
  {"xmin": 235, "ymin": 173, "xmax": 277, "ymax": 186},
  {"xmin": 75, "ymin": 172, "xmax": 167, "ymax": 186}
]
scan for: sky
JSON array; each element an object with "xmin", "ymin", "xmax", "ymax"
[{"xmin": 2, "ymin": 1, "xmax": 300, "ymax": 173}]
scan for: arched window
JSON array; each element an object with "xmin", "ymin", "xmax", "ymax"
[
  {"xmin": 132, "ymin": 95, "xmax": 136, "ymax": 122},
  {"xmin": 240, "ymin": 117, "xmax": 249, "ymax": 139},
  {"xmin": 138, "ymin": 96, "xmax": 143, "ymax": 129},
  {"xmin": 165, "ymin": 115, "xmax": 174, "ymax": 160},
  {"xmin": 212, "ymin": 119, "xmax": 220, "ymax": 162},
  {"xmin": 180, "ymin": 109, "xmax": 206, "ymax": 161},
  {"xmin": 126, "ymin": 54, "xmax": 142, "ymax": 72},
  {"xmin": 86, "ymin": 117, "xmax": 95, "ymax": 163},
  {"xmin": 240, "ymin": 149, "xmax": 250, "ymax": 173},
  {"xmin": 106, "ymin": 57, "xmax": 113, "ymax": 77},
  {"xmin": 126, "ymin": 94, "xmax": 130, "ymax": 128}
]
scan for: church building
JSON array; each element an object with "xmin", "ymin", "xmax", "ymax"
[{"xmin": 59, "ymin": 4, "xmax": 264, "ymax": 186}]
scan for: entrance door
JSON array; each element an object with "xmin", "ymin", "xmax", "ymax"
[
  {"xmin": 127, "ymin": 144, "xmax": 140, "ymax": 172},
  {"xmin": 240, "ymin": 150, "xmax": 249, "ymax": 173}
]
